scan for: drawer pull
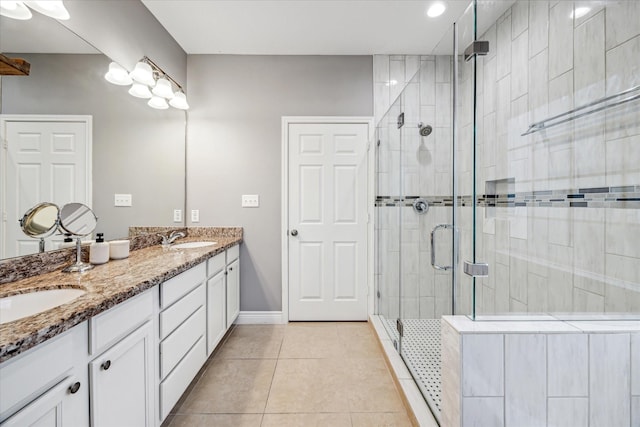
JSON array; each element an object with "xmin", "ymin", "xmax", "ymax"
[
  {"xmin": 101, "ymin": 360, "xmax": 112, "ymax": 370},
  {"xmin": 68, "ymin": 382, "xmax": 81, "ymax": 394}
]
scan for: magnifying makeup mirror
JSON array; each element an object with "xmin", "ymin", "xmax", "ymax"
[
  {"xmin": 58, "ymin": 202, "xmax": 97, "ymax": 273},
  {"xmin": 19, "ymin": 202, "xmax": 60, "ymax": 253}
]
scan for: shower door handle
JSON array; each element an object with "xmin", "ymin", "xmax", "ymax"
[{"xmin": 430, "ymin": 224, "xmax": 459, "ymax": 271}]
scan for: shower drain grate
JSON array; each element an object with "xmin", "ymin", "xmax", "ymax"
[{"xmin": 382, "ymin": 318, "xmax": 442, "ymax": 417}]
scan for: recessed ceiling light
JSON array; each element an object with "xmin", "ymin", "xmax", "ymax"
[
  {"xmin": 570, "ymin": 6, "xmax": 591, "ymax": 19},
  {"xmin": 427, "ymin": 2, "xmax": 446, "ymax": 18}
]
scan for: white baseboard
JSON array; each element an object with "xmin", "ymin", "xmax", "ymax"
[{"xmin": 235, "ymin": 311, "xmax": 285, "ymax": 325}]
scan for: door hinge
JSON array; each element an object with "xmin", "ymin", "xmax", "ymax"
[
  {"xmin": 463, "ymin": 260, "xmax": 489, "ymax": 278},
  {"xmin": 376, "ymin": 290, "xmax": 381, "ymax": 299},
  {"xmin": 396, "ymin": 318, "xmax": 404, "ymax": 337},
  {"xmin": 397, "ymin": 112, "xmax": 405, "ymax": 129}
]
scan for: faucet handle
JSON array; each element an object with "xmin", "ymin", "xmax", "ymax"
[{"xmin": 156, "ymin": 233, "xmax": 169, "ymax": 245}]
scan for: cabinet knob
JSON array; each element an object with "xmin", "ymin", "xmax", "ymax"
[
  {"xmin": 68, "ymin": 382, "xmax": 81, "ymax": 394},
  {"xmin": 290, "ymin": 229, "xmax": 298, "ymax": 236},
  {"xmin": 229, "ymin": 267, "xmax": 233, "ymax": 271},
  {"xmin": 101, "ymin": 360, "xmax": 111, "ymax": 370}
]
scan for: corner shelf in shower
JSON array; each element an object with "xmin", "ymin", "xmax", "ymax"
[{"xmin": 522, "ymin": 84, "xmax": 640, "ymax": 136}]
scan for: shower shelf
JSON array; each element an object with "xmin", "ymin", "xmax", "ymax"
[{"xmin": 522, "ymin": 84, "xmax": 640, "ymax": 136}]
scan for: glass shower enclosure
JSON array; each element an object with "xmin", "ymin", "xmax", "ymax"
[{"xmin": 375, "ymin": 0, "xmax": 640, "ymax": 422}]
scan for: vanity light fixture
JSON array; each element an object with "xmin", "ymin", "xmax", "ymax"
[
  {"xmin": 104, "ymin": 62, "xmax": 133, "ymax": 86},
  {"xmin": 0, "ymin": 1, "xmax": 32, "ymax": 19},
  {"xmin": 129, "ymin": 61, "xmax": 156, "ymax": 86},
  {"xmin": 427, "ymin": 2, "xmax": 446, "ymax": 18}
]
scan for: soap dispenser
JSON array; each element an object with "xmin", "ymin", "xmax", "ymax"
[{"xmin": 90, "ymin": 233, "xmax": 109, "ymax": 265}]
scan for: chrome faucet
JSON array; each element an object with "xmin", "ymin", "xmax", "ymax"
[{"xmin": 157, "ymin": 231, "xmax": 186, "ymax": 246}]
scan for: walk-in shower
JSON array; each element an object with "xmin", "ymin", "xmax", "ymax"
[{"xmin": 374, "ymin": 0, "xmax": 640, "ymax": 423}]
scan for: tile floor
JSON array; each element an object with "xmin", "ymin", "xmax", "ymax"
[{"xmin": 165, "ymin": 322, "xmax": 415, "ymax": 427}]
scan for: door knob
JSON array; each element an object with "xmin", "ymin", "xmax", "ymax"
[{"xmin": 290, "ymin": 229, "xmax": 298, "ymax": 236}]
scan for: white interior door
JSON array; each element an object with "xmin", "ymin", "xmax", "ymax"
[
  {"xmin": 1, "ymin": 116, "xmax": 91, "ymax": 258},
  {"xmin": 287, "ymin": 121, "xmax": 369, "ymax": 321}
]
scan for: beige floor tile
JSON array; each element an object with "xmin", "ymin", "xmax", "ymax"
[
  {"xmin": 344, "ymin": 358, "xmax": 405, "ymax": 413},
  {"xmin": 335, "ymin": 322, "xmax": 375, "ymax": 340},
  {"xmin": 265, "ymin": 358, "xmax": 350, "ymax": 413},
  {"xmin": 178, "ymin": 359, "xmax": 276, "ymax": 414},
  {"xmin": 280, "ymin": 323, "xmax": 344, "ymax": 358},
  {"xmin": 351, "ymin": 412, "xmax": 413, "ymax": 427},
  {"xmin": 232, "ymin": 325, "xmax": 286, "ymax": 338},
  {"xmin": 215, "ymin": 330, "xmax": 283, "ymax": 359},
  {"xmin": 168, "ymin": 414, "xmax": 263, "ymax": 427},
  {"xmin": 261, "ymin": 413, "xmax": 352, "ymax": 427}
]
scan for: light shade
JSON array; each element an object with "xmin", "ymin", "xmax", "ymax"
[
  {"xmin": 169, "ymin": 91, "xmax": 190, "ymax": 110},
  {"xmin": 24, "ymin": 0, "xmax": 69, "ymax": 20},
  {"xmin": 129, "ymin": 61, "xmax": 155, "ymax": 86},
  {"xmin": 427, "ymin": 2, "xmax": 446, "ymax": 17},
  {"xmin": 148, "ymin": 96, "xmax": 169, "ymax": 110},
  {"xmin": 128, "ymin": 82, "xmax": 153, "ymax": 99},
  {"xmin": 105, "ymin": 62, "xmax": 133, "ymax": 86},
  {"xmin": 152, "ymin": 78, "xmax": 174, "ymax": 99},
  {"xmin": 0, "ymin": 1, "xmax": 32, "ymax": 19}
]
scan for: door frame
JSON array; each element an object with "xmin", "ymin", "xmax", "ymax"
[
  {"xmin": 281, "ymin": 116, "xmax": 375, "ymax": 323},
  {"xmin": 0, "ymin": 114, "xmax": 93, "ymax": 259}
]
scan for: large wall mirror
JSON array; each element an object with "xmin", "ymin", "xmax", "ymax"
[{"xmin": 0, "ymin": 12, "xmax": 186, "ymax": 260}]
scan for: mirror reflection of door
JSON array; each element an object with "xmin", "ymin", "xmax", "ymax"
[{"xmin": 1, "ymin": 115, "xmax": 92, "ymax": 258}]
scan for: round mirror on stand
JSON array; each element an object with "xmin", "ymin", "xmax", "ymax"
[
  {"xmin": 59, "ymin": 203, "xmax": 98, "ymax": 273},
  {"xmin": 19, "ymin": 202, "xmax": 60, "ymax": 253}
]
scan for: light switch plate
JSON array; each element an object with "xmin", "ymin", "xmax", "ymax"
[
  {"xmin": 173, "ymin": 209, "xmax": 182, "ymax": 223},
  {"xmin": 242, "ymin": 194, "xmax": 259, "ymax": 208},
  {"xmin": 191, "ymin": 209, "xmax": 200, "ymax": 223},
  {"xmin": 114, "ymin": 194, "xmax": 132, "ymax": 207}
]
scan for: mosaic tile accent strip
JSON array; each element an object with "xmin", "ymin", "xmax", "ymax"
[{"xmin": 375, "ymin": 185, "xmax": 640, "ymax": 209}]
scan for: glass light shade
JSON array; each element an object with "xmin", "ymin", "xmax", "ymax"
[
  {"xmin": 24, "ymin": 0, "xmax": 69, "ymax": 20},
  {"xmin": 0, "ymin": 1, "xmax": 32, "ymax": 19},
  {"xmin": 169, "ymin": 91, "xmax": 189, "ymax": 110},
  {"xmin": 129, "ymin": 61, "xmax": 155, "ymax": 86},
  {"xmin": 148, "ymin": 96, "xmax": 169, "ymax": 110},
  {"xmin": 128, "ymin": 82, "xmax": 153, "ymax": 99},
  {"xmin": 152, "ymin": 78, "xmax": 174, "ymax": 99},
  {"xmin": 104, "ymin": 62, "xmax": 133, "ymax": 86},
  {"xmin": 427, "ymin": 2, "xmax": 446, "ymax": 17}
]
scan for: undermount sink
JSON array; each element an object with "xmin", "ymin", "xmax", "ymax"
[
  {"xmin": 0, "ymin": 288, "xmax": 86, "ymax": 325},
  {"xmin": 171, "ymin": 241, "xmax": 217, "ymax": 249}
]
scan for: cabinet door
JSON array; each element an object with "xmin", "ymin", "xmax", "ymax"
[
  {"xmin": 226, "ymin": 259, "xmax": 240, "ymax": 326},
  {"xmin": 1, "ymin": 376, "xmax": 83, "ymax": 427},
  {"xmin": 89, "ymin": 321, "xmax": 153, "ymax": 427},
  {"xmin": 207, "ymin": 270, "xmax": 227, "ymax": 355}
]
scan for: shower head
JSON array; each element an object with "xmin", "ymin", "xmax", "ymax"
[{"xmin": 418, "ymin": 122, "xmax": 433, "ymax": 137}]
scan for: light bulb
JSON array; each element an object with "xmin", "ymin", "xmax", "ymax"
[
  {"xmin": 427, "ymin": 2, "xmax": 446, "ymax": 18},
  {"xmin": 23, "ymin": 0, "xmax": 69, "ymax": 20},
  {"xmin": 104, "ymin": 62, "xmax": 133, "ymax": 86},
  {"xmin": 0, "ymin": 1, "xmax": 32, "ymax": 19},
  {"xmin": 148, "ymin": 96, "xmax": 169, "ymax": 110},
  {"xmin": 129, "ymin": 61, "xmax": 155, "ymax": 86},
  {"xmin": 152, "ymin": 78, "xmax": 174, "ymax": 99},
  {"xmin": 169, "ymin": 91, "xmax": 189, "ymax": 110},
  {"xmin": 128, "ymin": 83, "xmax": 153, "ymax": 99}
]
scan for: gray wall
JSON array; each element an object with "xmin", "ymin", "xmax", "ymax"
[
  {"xmin": 62, "ymin": 0, "xmax": 187, "ymax": 89},
  {"xmin": 2, "ymin": 54, "xmax": 186, "ymax": 241},
  {"xmin": 186, "ymin": 55, "xmax": 373, "ymax": 311}
]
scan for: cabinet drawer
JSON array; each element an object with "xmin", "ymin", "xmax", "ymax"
[
  {"xmin": 159, "ymin": 336, "xmax": 206, "ymax": 421},
  {"xmin": 160, "ymin": 284, "xmax": 205, "ymax": 340},
  {"xmin": 207, "ymin": 252, "xmax": 225, "ymax": 278},
  {"xmin": 226, "ymin": 245, "xmax": 239, "ymax": 263},
  {"xmin": 0, "ymin": 330, "xmax": 76, "ymax": 417},
  {"xmin": 161, "ymin": 263, "xmax": 206, "ymax": 309},
  {"xmin": 160, "ymin": 306, "xmax": 205, "ymax": 380},
  {"xmin": 89, "ymin": 290, "xmax": 153, "ymax": 356}
]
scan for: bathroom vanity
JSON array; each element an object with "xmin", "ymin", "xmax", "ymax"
[{"xmin": 0, "ymin": 228, "xmax": 242, "ymax": 426}]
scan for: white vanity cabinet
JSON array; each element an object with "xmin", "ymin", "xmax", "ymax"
[
  {"xmin": 206, "ymin": 252, "xmax": 227, "ymax": 355},
  {"xmin": 226, "ymin": 245, "xmax": 240, "ymax": 326},
  {"xmin": 0, "ymin": 324, "xmax": 89, "ymax": 427},
  {"xmin": 88, "ymin": 290, "xmax": 154, "ymax": 427},
  {"xmin": 158, "ymin": 262, "xmax": 207, "ymax": 421}
]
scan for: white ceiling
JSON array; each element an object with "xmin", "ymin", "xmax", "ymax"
[{"xmin": 141, "ymin": 0, "xmax": 475, "ymax": 55}]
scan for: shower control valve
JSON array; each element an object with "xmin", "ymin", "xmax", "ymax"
[{"xmin": 412, "ymin": 198, "xmax": 429, "ymax": 215}]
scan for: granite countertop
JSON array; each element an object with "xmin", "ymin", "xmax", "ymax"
[{"xmin": 0, "ymin": 233, "xmax": 242, "ymax": 363}]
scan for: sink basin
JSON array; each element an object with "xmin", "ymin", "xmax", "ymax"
[
  {"xmin": 171, "ymin": 241, "xmax": 217, "ymax": 249},
  {"xmin": 0, "ymin": 289, "xmax": 86, "ymax": 324}
]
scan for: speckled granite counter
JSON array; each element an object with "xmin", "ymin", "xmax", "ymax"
[{"xmin": 0, "ymin": 228, "xmax": 242, "ymax": 363}]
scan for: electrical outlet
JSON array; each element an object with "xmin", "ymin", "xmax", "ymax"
[
  {"xmin": 191, "ymin": 209, "xmax": 200, "ymax": 223},
  {"xmin": 242, "ymin": 194, "xmax": 259, "ymax": 208},
  {"xmin": 173, "ymin": 209, "xmax": 182, "ymax": 222},
  {"xmin": 114, "ymin": 193, "xmax": 132, "ymax": 207}
]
